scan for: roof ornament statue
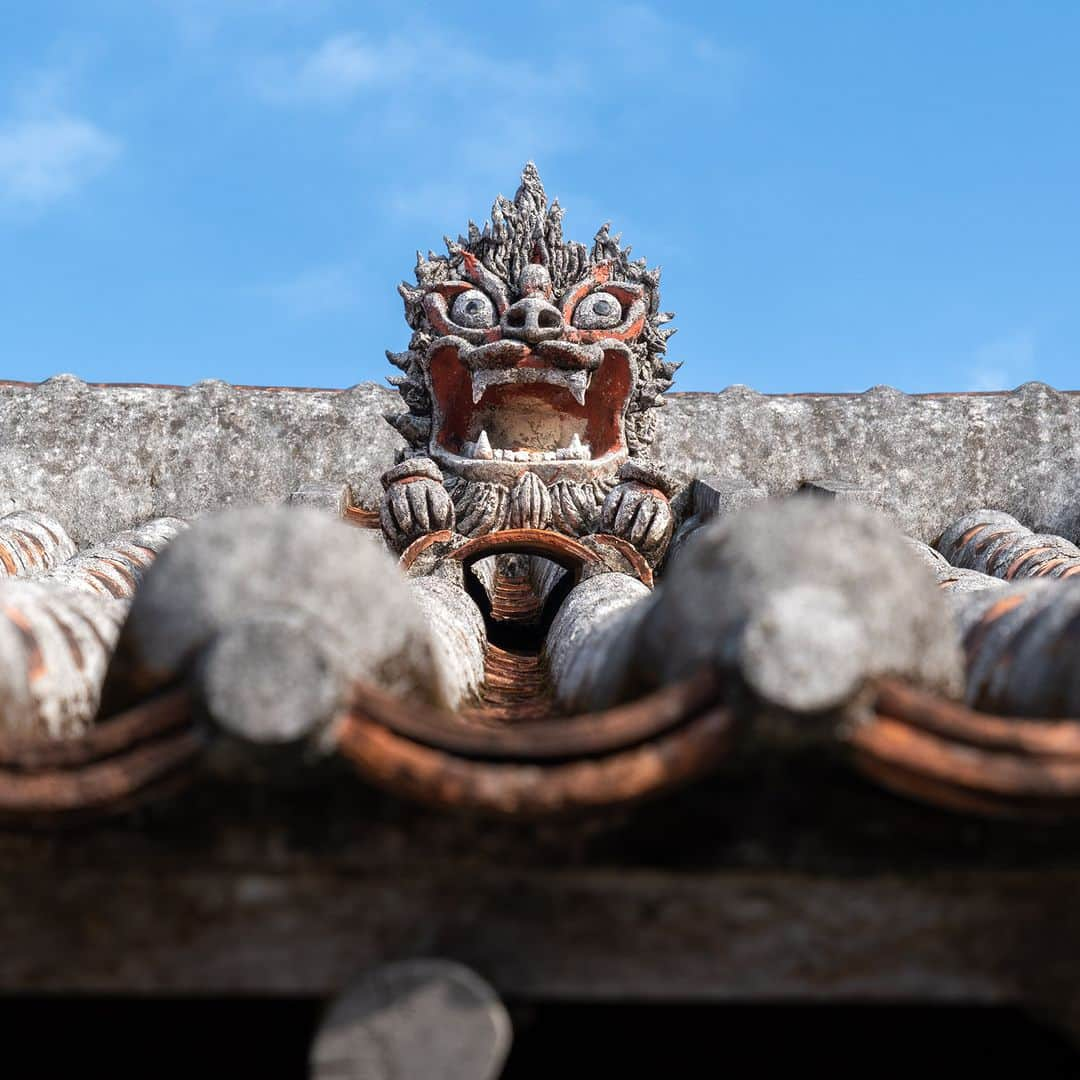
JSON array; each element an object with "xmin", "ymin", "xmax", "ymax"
[{"xmin": 380, "ymin": 162, "xmax": 682, "ymax": 564}]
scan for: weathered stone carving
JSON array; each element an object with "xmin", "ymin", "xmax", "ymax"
[{"xmin": 380, "ymin": 163, "xmax": 681, "ymax": 567}]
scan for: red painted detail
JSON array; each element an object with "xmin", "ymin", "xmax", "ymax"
[
  {"xmin": 429, "ymin": 345, "xmax": 633, "ymax": 456},
  {"xmin": 588, "ymin": 534, "xmax": 655, "ymax": 588},
  {"xmin": 399, "ymin": 530, "xmax": 457, "ymax": 571},
  {"xmin": 429, "ymin": 346, "xmax": 475, "ymax": 453},
  {"xmin": 455, "ymin": 254, "xmax": 510, "ymax": 314},
  {"xmin": 430, "ymin": 281, "xmax": 475, "ymax": 299},
  {"xmin": 421, "ymin": 293, "xmax": 458, "ymax": 337},
  {"xmin": 602, "ymin": 282, "xmax": 646, "ymax": 304},
  {"xmin": 421, "ymin": 293, "xmax": 501, "ymax": 343},
  {"xmin": 559, "ymin": 262, "xmax": 614, "ymax": 318},
  {"xmin": 563, "ymin": 300, "xmax": 648, "ymax": 345}
]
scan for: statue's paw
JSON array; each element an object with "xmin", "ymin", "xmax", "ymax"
[
  {"xmin": 598, "ymin": 482, "xmax": 674, "ymax": 564},
  {"xmin": 380, "ymin": 478, "xmax": 456, "ymax": 553}
]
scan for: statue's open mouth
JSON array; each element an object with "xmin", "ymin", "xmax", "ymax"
[{"xmin": 423, "ymin": 336, "xmax": 635, "ymax": 481}]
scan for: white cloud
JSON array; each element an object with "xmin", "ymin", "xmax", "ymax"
[
  {"xmin": 0, "ymin": 115, "xmax": 120, "ymax": 209},
  {"xmin": 250, "ymin": 23, "xmax": 585, "ymax": 227},
  {"xmin": 159, "ymin": 0, "xmax": 329, "ymax": 44},
  {"xmin": 0, "ymin": 56, "xmax": 121, "ymax": 213},
  {"xmin": 968, "ymin": 332, "xmax": 1036, "ymax": 391},
  {"xmin": 250, "ymin": 26, "xmax": 571, "ymax": 108},
  {"xmin": 248, "ymin": 8, "xmax": 746, "ymax": 230},
  {"xmin": 248, "ymin": 8, "xmax": 736, "ymax": 119},
  {"xmin": 262, "ymin": 263, "xmax": 360, "ymax": 317},
  {"xmin": 252, "ymin": 33, "xmax": 406, "ymax": 104}
]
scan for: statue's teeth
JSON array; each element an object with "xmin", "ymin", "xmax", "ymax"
[
  {"xmin": 566, "ymin": 371, "xmax": 589, "ymax": 406},
  {"xmin": 469, "ymin": 366, "xmax": 593, "ymax": 404},
  {"xmin": 471, "ymin": 370, "xmax": 495, "ymax": 404},
  {"xmin": 474, "ymin": 430, "xmax": 493, "ymax": 460},
  {"xmin": 554, "ymin": 434, "xmax": 592, "ymax": 461},
  {"xmin": 463, "ymin": 431, "xmax": 592, "ymax": 463}
]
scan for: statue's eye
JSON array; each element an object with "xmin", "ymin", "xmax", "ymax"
[
  {"xmin": 571, "ymin": 291, "xmax": 623, "ymax": 330},
  {"xmin": 450, "ymin": 289, "xmax": 496, "ymax": 329}
]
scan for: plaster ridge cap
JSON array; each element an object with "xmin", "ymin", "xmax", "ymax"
[{"xmin": 0, "ymin": 378, "xmax": 1076, "ymax": 399}]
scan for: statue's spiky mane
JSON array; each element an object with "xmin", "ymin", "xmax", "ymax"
[{"xmin": 388, "ymin": 163, "xmax": 679, "ymax": 460}]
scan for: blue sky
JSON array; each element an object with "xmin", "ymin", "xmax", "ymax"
[{"xmin": 2, "ymin": 2, "xmax": 1078, "ymax": 393}]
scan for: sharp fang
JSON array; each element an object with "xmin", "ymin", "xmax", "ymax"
[
  {"xmin": 469, "ymin": 366, "xmax": 593, "ymax": 404},
  {"xmin": 555, "ymin": 433, "xmax": 591, "ymax": 461},
  {"xmin": 566, "ymin": 370, "xmax": 589, "ymax": 406},
  {"xmin": 471, "ymin": 369, "xmax": 499, "ymax": 404},
  {"xmin": 474, "ymin": 430, "xmax": 493, "ymax": 460}
]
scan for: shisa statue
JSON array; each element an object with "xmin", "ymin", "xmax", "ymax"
[{"xmin": 379, "ymin": 162, "xmax": 681, "ymax": 563}]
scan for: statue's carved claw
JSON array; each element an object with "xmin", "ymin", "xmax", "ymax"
[
  {"xmin": 598, "ymin": 481, "xmax": 674, "ymax": 566},
  {"xmin": 380, "ymin": 458, "xmax": 455, "ymax": 553}
]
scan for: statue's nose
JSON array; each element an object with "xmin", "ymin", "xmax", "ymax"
[{"xmin": 501, "ymin": 296, "xmax": 564, "ymax": 343}]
